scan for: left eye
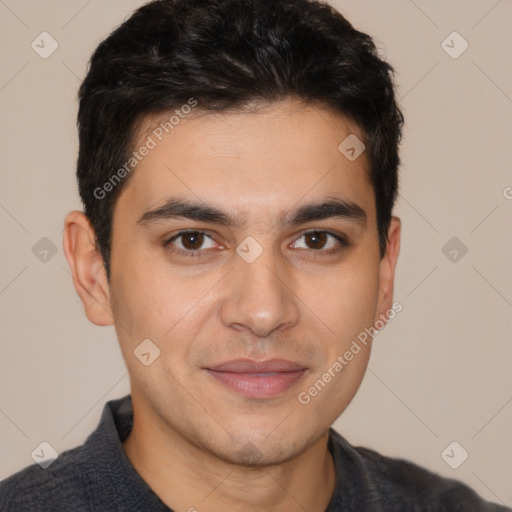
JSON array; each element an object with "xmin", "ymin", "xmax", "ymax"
[{"xmin": 291, "ymin": 231, "xmax": 345, "ymax": 251}]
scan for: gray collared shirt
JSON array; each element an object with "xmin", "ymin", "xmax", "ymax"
[{"xmin": 1, "ymin": 395, "xmax": 509, "ymax": 511}]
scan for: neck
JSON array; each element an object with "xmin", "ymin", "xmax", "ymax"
[{"xmin": 123, "ymin": 401, "xmax": 336, "ymax": 512}]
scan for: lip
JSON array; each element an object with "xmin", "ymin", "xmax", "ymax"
[
  {"xmin": 207, "ymin": 358, "xmax": 307, "ymax": 373},
  {"xmin": 204, "ymin": 359, "xmax": 308, "ymax": 399}
]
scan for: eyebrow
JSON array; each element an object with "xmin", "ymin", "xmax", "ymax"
[{"xmin": 136, "ymin": 195, "xmax": 367, "ymax": 229}]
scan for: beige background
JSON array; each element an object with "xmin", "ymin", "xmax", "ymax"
[{"xmin": 1, "ymin": 0, "xmax": 511, "ymax": 506}]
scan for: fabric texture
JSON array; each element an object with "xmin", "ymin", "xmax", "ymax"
[{"xmin": 1, "ymin": 395, "xmax": 509, "ymax": 511}]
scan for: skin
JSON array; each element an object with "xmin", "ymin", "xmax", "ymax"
[{"xmin": 63, "ymin": 98, "xmax": 401, "ymax": 512}]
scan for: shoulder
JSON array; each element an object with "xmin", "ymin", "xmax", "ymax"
[
  {"xmin": 0, "ymin": 395, "xmax": 135, "ymax": 512},
  {"xmin": 0, "ymin": 445, "xmax": 88, "ymax": 512},
  {"xmin": 329, "ymin": 429, "xmax": 510, "ymax": 511},
  {"xmin": 359, "ymin": 444, "xmax": 506, "ymax": 510}
]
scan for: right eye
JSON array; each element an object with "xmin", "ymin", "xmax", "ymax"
[{"xmin": 164, "ymin": 230, "xmax": 222, "ymax": 257}]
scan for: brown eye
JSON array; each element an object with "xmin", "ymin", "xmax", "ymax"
[
  {"xmin": 304, "ymin": 231, "xmax": 328, "ymax": 249},
  {"xmin": 166, "ymin": 231, "xmax": 218, "ymax": 254},
  {"xmin": 180, "ymin": 232, "xmax": 205, "ymax": 250},
  {"xmin": 290, "ymin": 230, "xmax": 347, "ymax": 255}
]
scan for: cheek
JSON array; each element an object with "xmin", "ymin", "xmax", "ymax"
[
  {"xmin": 295, "ymin": 260, "xmax": 379, "ymax": 422},
  {"xmin": 111, "ymin": 248, "xmax": 219, "ymax": 347},
  {"xmin": 109, "ymin": 264, "xmax": 204, "ymax": 394},
  {"xmin": 298, "ymin": 256, "xmax": 380, "ymax": 345}
]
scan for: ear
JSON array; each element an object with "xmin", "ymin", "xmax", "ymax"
[
  {"xmin": 62, "ymin": 210, "xmax": 114, "ymax": 326},
  {"xmin": 375, "ymin": 216, "xmax": 401, "ymax": 321}
]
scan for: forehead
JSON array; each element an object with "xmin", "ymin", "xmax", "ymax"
[{"xmin": 117, "ymin": 99, "xmax": 374, "ymax": 221}]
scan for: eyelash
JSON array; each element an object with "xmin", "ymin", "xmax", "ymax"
[{"xmin": 163, "ymin": 230, "xmax": 349, "ymax": 259}]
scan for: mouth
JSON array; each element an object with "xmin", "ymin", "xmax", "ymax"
[{"xmin": 203, "ymin": 359, "xmax": 308, "ymax": 399}]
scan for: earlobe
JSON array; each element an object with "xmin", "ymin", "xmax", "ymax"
[
  {"xmin": 62, "ymin": 210, "xmax": 114, "ymax": 326},
  {"xmin": 376, "ymin": 216, "xmax": 401, "ymax": 320}
]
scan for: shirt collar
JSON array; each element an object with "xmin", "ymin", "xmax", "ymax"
[{"xmin": 81, "ymin": 394, "xmax": 379, "ymax": 511}]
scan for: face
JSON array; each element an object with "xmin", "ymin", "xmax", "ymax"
[{"xmin": 72, "ymin": 99, "xmax": 400, "ymax": 466}]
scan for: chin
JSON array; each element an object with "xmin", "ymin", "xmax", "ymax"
[{"xmin": 200, "ymin": 423, "xmax": 319, "ymax": 468}]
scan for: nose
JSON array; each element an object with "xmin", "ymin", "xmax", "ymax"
[{"xmin": 220, "ymin": 242, "xmax": 300, "ymax": 338}]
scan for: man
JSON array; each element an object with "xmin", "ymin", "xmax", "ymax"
[{"xmin": 1, "ymin": 0, "xmax": 509, "ymax": 510}]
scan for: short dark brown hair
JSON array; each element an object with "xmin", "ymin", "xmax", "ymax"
[{"xmin": 77, "ymin": 0, "xmax": 404, "ymax": 280}]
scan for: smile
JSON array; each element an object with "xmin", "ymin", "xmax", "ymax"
[{"xmin": 203, "ymin": 359, "xmax": 308, "ymax": 399}]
